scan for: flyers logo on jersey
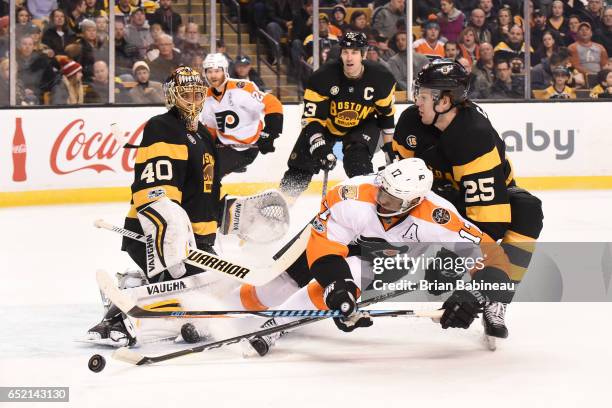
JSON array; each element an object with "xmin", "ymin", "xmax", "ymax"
[{"xmin": 215, "ymin": 110, "xmax": 240, "ymax": 132}]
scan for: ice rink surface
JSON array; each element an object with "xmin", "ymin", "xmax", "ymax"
[{"xmin": 1, "ymin": 190, "xmax": 612, "ymax": 408}]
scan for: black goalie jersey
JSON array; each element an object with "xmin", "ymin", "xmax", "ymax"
[
  {"xmin": 392, "ymin": 103, "xmax": 514, "ymax": 240},
  {"xmin": 122, "ymin": 107, "xmax": 222, "ymax": 252},
  {"xmin": 302, "ymin": 60, "xmax": 396, "ymax": 137}
]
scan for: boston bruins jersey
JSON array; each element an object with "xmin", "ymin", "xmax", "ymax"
[
  {"xmin": 200, "ymin": 79, "xmax": 283, "ymax": 147},
  {"xmin": 392, "ymin": 104, "xmax": 514, "ymax": 240},
  {"xmin": 302, "ymin": 60, "xmax": 396, "ymax": 137},
  {"xmin": 122, "ymin": 108, "xmax": 221, "ymax": 250}
]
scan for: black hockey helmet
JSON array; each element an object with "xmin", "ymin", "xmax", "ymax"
[
  {"xmin": 339, "ymin": 31, "xmax": 368, "ymax": 50},
  {"xmin": 414, "ymin": 59, "xmax": 470, "ymax": 103}
]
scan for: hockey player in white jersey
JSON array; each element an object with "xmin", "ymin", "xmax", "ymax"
[
  {"xmin": 200, "ymin": 53, "xmax": 284, "ymax": 178},
  {"xmin": 241, "ymin": 158, "xmax": 515, "ymax": 356}
]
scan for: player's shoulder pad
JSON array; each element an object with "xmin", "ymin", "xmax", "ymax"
[
  {"xmin": 363, "ymin": 60, "xmax": 394, "ymax": 79},
  {"xmin": 141, "ymin": 110, "xmax": 186, "ymax": 146},
  {"xmin": 326, "ymin": 175, "xmax": 378, "ymax": 208},
  {"xmin": 308, "ymin": 60, "xmax": 341, "ymax": 89},
  {"xmin": 454, "ymin": 105, "xmax": 499, "ymax": 146},
  {"xmin": 227, "ymin": 78, "xmax": 260, "ymax": 92}
]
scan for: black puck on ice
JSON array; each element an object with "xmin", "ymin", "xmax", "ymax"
[
  {"xmin": 181, "ymin": 323, "xmax": 201, "ymax": 344},
  {"xmin": 88, "ymin": 354, "xmax": 106, "ymax": 373}
]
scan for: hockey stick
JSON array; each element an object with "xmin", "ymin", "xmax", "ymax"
[
  {"xmin": 112, "ymin": 288, "xmax": 439, "ymax": 366},
  {"xmin": 94, "ymin": 219, "xmax": 284, "ymax": 286},
  {"xmin": 97, "ymin": 270, "xmax": 436, "ymax": 320}
]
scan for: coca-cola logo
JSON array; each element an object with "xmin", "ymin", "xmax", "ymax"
[
  {"xmin": 50, "ymin": 119, "xmax": 145, "ymax": 175},
  {"xmin": 12, "ymin": 144, "xmax": 26, "ymax": 154}
]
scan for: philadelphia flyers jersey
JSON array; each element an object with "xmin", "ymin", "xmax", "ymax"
[
  {"xmin": 122, "ymin": 108, "xmax": 221, "ymax": 250},
  {"xmin": 306, "ymin": 175, "xmax": 509, "ymax": 282},
  {"xmin": 302, "ymin": 60, "xmax": 396, "ymax": 137},
  {"xmin": 200, "ymin": 79, "xmax": 283, "ymax": 147},
  {"xmin": 392, "ymin": 104, "xmax": 514, "ymax": 240}
]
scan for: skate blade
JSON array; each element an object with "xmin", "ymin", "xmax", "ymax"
[{"xmin": 74, "ymin": 336, "xmax": 130, "ymax": 348}]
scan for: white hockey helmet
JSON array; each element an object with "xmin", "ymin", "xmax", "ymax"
[
  {"xmin": 376, "ymin": 158, "xmax": 433, "ymax": 217},
  {"xmin": 202, "ymin": 53, "xmax": 229, "ymax": 87}
]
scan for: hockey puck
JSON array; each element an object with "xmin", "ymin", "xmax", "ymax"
[
  {"xmin": 88, "ymin": 354, "xmax": 106, "ymax": 373},
  {"xmin": 181, "ymin": 323, "xmax": 201, "ymax": 344}
]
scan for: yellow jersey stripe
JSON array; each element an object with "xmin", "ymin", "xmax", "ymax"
[
  {"xmin": 133, "ymin": 185, "xmax": 182, "ymax": 208},
  {"xmin": 392, "ymin": 140, "xmax": 415, "ymax": 159},
  {"xmin": 325, "ymin": 119, "xmax": 345, "ymax": 136},
  {"xmin": 503, "ymin": 229, "xmax": 537, "ymax": 242},
  {"xmin": 192, "ymin": 221, "xmax": 218, "ymax": 236},
  {"xmin": 452, "ymin": 146, "xmax": 502, "ymax": 181},
  {"xmin": 374, "ymin": 85, "xmax": 396, "ymax": 107},
  {"xmin": 135, "ymin": 142, "xmax": 188, "ymax": 164},
  {"xmin": 466, "ymin": 203, "xmax": 512, "ymax": 223},
  {"xmin": 127, "ymin": 205, "xmax": 137, "ymax": 218},
  {"xmin": 303, "ymin": 89, "xmax": 328, "ymax": 103}
]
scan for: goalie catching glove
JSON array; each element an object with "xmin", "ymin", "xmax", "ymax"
[
  {"xmin": 221, "ymin": 189, "xmax": 290, "ymax": 243},
  {"xmin": 137, "ymin": 197, "xmax": 196, "ymax": 279}
]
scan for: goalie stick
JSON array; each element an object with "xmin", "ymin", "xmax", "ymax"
[
  {"xmin": 112, "ymin": 288, "xmax": 442, "ymax": 366},
  {"xmin": 94, "ymin": 219, "xmax": 286, "ymax": 286},
  {"xmin": 97, "ymin": 270, "xmax": 439, "ymax": 320}
]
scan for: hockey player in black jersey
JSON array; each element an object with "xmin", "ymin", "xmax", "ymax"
[
  {"xmin": 392, "ymin": 60, "xmax": 543, "ymax": 341},
  {"xmin": 279, "ymin": 31, "xmax": 398, "ymax": 198}
]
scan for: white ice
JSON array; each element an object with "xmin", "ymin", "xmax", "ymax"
[{"xmin": 1, "ymin": 191, "xmax": 611, "ymax": 408}]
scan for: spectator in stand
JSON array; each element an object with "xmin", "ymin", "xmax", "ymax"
[
  {"xmin": 531, "ymin": 8, "xmax": 550, "ymax": 49},
  {"xmin": 458, "ymin": 26, "xmax": 480, "ymax": 64},
  {"xmin": 531, "ymin": 51, "xmax": 562, "ymax": 89},
  {"xmin": 0, "ymin": 58, "xmax": 9, "ymax": 105},
  {"xmin": 583, "ymin": 0, "xmax": 604, "ymax": 32},
  {"xmin": 30, "ymin": 25, "xmax": 54, "ymax": 58},
  {"xmin": 179, "ymin": 22, "xmax": 205, "ymax": 64},
  {"xmin": 85, "ymin": 59, "xmax": 109, "ymax": 103},
  {"xmin": 128, "ymin": 60, "xmax": 164, "ymax": 103},
  {"xmin": 78, "ymin": 19, "xmax": 108, "ymax": 81},
  {"xmin": 115, "ymin": 0, "xmax": 136, "ymax": 25},
  {"xmin": 494, "ymin": 24, "xmax": 534, "ymax": 64},
  {"xmin": 148, "ymin": 0, "xmax": 182, "ymax": 36},
  {"xmin": 563, "ymin": 0, "xmax": 586, "ymax": 19},
  {"xmin": 348, "ymin": 10, "xmax": 373, "ymax": 38},
  {"xmin": 0, "ymin": 17, "xmax": 7, "ymax": 59},
  {"xmin": 303, "ymin": 14, "xmax": 339, "ymax": 63},
  {"xmin": 216, "ymin": 38, "xmax": 234, "ymax": 68},
  {"xmin": 83, "ymin": 0, "xmax": 106, "ymax": 19},
  {"xmin": 491, "ymin": 5, "xmax": 512, "ymax": 46},
  {"xmin": 568, "ymin": 21, "xmax": 609, "ymax": 74},
  {"xmin": 366, "ymin": 44, "xmax": 391, "ymax": 71},
  {"xmin": 413, "ymin": 20, "xmax": 445, "ymax": 58},
  {"xmin": 126, "ymin": 8, "xmax": 153, "ymax": 58},
  {"xmin": 115, "ymin": 19, "xmax": 138, "ymax": 76},
  {"xmin": 414, "ymin": 0, "xmax": 440, "ymax": 24},
  {"xmin": 372, "ymin": 0, "xmax": 405, "ymax": 39},
  {"xmin": 547, "ymin": 1, "xmax": 570, "ymax": 43},
  {"xmin": 472, "ymin": 41, "xmax": 495, "ymax": 95},
  {"xmin": 95, "ymin": 15, "xmax": 108, "ymax": 43},
  {"xmin": 67, "ymin": 0, "xmax": 86, "ymax": 34},
  {"xmin": 262, "ymin": 0, "xmax": 301, "ymax": 64},
  {"xmin": 189, "ymin": 53, "xmax": 204, "ymax": 79},
  {"xmin": 566, "ymin": 14, "xmax": 581, "ymax": 45},
  {"xmin": 534, "ymin": 30, "xmax": 560, "ymax": 64},
  {"xmin": 444, "ymin": 41, "xmax": 460, "ymax": 60},
  {"xmin": 388, "ymin": 31, "xmax": 429, "ymax": 90},
  {"xmin": 330, "ymin": 4, "xmax": 350, "ymax": 35},
  {"xmin": 42, "ymin": 9, "xmax": 77, "ymax": 56},
  {"xmin": 594, "ymin": 6, "xmax": 611, "ymax": 55},
  {"xmin": 50, "ymin": 57, "xmax": 84, "ymax": 104},
  {"xmin": 146, "ymin": 33, "xmax": 181, "ymax": 81},
  {"xmin": 488, "ymin": 58, "xmax": 524, "ymax": 98},
  {"xmin": 231, "ymin": 55, "xmax": 267, "ymax": 91},
  {"xmin": 539, "ymin": 65, "xmax": 576, "ymax": 98},
  {"xmin": 17, "ymin": 35, "xmax": 53, "ymax": 104},
  {"xmin": 28, "ymin": 0, "xmax": 58, "ymax": 21},
  {"xmin": 374, "ymin": 32, "xmax": 395, "ymax": 61},
  {"xmin": 469, "ymin": 8, "xmax": 493, "ymax": 44},
  {"xmin": 15, "ymin": 7, "xmax": 37, "ymax": 40},
  {"xmin": 479, "ymin": 0, "xmax": 497, "ymax": 28},
  {"xmin": 589, "ymin": 68, "xmax": 612, "ymax": 97},
  {"xmin": 437, "ymin": 0, "xmax": 465, "ymax": 42}
]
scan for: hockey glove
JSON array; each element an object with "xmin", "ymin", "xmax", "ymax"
[
  {"xmin": 424, "ymin": 248, "xmax": 463, "ymax": 296},
  {"xmin": 333, "ymin": 311, "xmax": 373, "ymax": 332},
  {"xmin": 382, "ymin": 142, "xmax": 396, "ymax": 164},
  {"xmin": 440, "ymin": 290, "xmax": 486, "ymax": 329},
  {"xmin": 257, "ymin": 130, "xmax": 278, "ymax": 154},
  {"xmin": 323, "ymin": 279, "xmax": 359, "ymax": 317},
  {"xmin": 309, "ymin": 133, "xmax": 337, "ymax": 171}
]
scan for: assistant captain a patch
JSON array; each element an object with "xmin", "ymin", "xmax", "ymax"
[{"xmin": 432, "ymin": 207, "xmax": 451, "ymax": 225}]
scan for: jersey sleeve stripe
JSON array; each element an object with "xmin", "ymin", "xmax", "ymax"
[
  {"xmin": 240, "ymin": 284, "xmax": 268, "ymax": 310},
  {"xmin": 451, "ymin": 146, "xmax": 502, "ymax": 181},
  {"xmin": 263, "ymin": 93, "xmax": 283, "ymax": 115},
  {"xmin": 392, "ymin": 139, "xmax": 415, "ymax": 158},
  {"xmin": 409, "ymin": 199, "xmax": 466, "ymax": 232},
  {"xmin": 466, "ymin": 203, "xmax": 511, "ymax": 223},
  {"xmin": 218, "ymin": 121, "xmax": 263, "ymax": 144},
  {"xmin": 133, "ymin": 185, "xmax": 183, "ymax": 208},
  {"xmin": 304, "ymin": 89, "xmax": 328, "ymax": 103},
  {"xmin": 374, "ymin": 84, "xmax": 396, "ymax": 107},
  {"xmin": 192, "ymin": 221, "xmax": 218, "ymax": 236},
  {"xmin": 306, "ymin": 229, "xmax": 349, "ymax": 267},
  {"xmin": 306, "ymin": 281, "xmax": 328, "ymax": 310},
  {"xmin": 135, "ymin": 142, "xmax": 188, "ymax": 164}
]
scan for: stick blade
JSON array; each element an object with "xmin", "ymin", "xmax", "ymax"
[{"xmin": 112, "ymin": 347, "xmax": 148, "ymax": 365}]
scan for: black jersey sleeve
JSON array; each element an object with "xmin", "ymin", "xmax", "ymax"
[
  {"xmin": 392, "ymin": 106, "xmax": 420, "ymax": 158},
  {"xmin": 301, "ymin": 66, "xmax": 333, "ymax": 137},
  {"xmin": 131, "ymin": 115, "xmax": 188, "ymax": 209},
  {"xmin": 447, "ymin": 114, "xmax": 511, "ymax": 240},
  {"xmin": 372, "ymin": 65, "xmax": 397, "ymax": 131}
]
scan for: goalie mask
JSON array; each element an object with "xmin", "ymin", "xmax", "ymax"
[
  {"xmin": 163, "ymin": 66, "xmax": 206, "ymax": 131},
  {"xmin": 376, "ymin": 158, "xmax": 433, "ymax": 217}
]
